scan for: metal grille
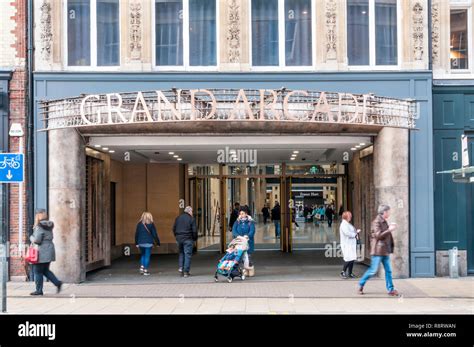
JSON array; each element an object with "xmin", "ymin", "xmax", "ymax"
[{"xmin": 39, "ymin": 88, "xmax": 418, "ymax": 131}]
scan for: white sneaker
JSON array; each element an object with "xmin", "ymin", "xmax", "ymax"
[
  {"xmin": 143, "ymin": 270, "xmax": 151, "ymax": 276},
  {"xmin": 140, "ymin": 266, "xmax": 145, "ymax": 274}
]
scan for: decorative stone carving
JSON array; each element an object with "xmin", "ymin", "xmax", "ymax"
[
  {"xmin": 325, "ymin": 0, "xmax": 337, "ymax": 61},
  {"xmin": 412, "ymin": 2, "xmax": 424, "ymax": 61},
  {"xmin": 431, "ymin": 1, "xmax": 440, "ymax": 64},
  {"xmin": 40, "ymin": 1, "xmax": 53, "ymax": 61},
  {"xmin": 227, "ymin": 0, "xmax": 241, "ymax": 64},
  {"xmin": 130, "ymin": 2, "xmax": 142, "ymax": 60}
]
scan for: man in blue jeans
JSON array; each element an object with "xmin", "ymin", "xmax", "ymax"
[
  {"xmin": 358, "ymin": 204, "xmax": 400, "ymax": 297},
  {"xmin": 173, "ymin": 206, "xmax": 197, "ymax": 278}
]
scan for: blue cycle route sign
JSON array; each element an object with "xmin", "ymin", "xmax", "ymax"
[{"xmin": 0, "ymin": 153, "xmax": 24, "ymax": 183}]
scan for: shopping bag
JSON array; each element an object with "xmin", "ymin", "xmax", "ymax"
[{"xmin": 25, "ymin": 245, "xmax": 39, "ymax": 264}]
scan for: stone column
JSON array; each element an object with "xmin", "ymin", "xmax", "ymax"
[
  {"xmin": 48, "ymin": 129, "xmax": 86, "ymax": 283},
  {"xmin": 373, "ymin": 128, "xmax": 410, "ymax": 278}
]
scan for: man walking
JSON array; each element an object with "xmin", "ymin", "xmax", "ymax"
[
  {"xmin": 358, "ymin": 204, "xmax": 400, "ymax": 296},
  {"xmin": 271, "ymin": 202, "xmax": 281, "ymax": 238},
  {"xmin": 173, "ymin": 206, "xmax": 197, "ymax": 278}
]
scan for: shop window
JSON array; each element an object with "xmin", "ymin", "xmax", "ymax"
[
  {"xmin": 251, "ymin": 0, "xmax": 314, "ymax": 68},
  {"xmin": 347, "ymin": 0, "xmax": 398, "ymax": 67},
  {"xmin": 450, "ymin": 8, "xmax": 469, "ymax": 70},
  {"xmin": 67, "ymin": 0, "xmax": 120, "ymax": 67},
  {"xmin": 154, "ymin": 0, "xmax": 217, "ymax": 68}
]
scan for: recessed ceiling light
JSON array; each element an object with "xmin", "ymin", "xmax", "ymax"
[
  {"xmin": 355, "ymin": 145, "xmax": 361, "ymax": 148},
  {"xmin": 103, "ymin": 147, "xmax": 109, "ymax": 151},
  {"xmin": 108, "ymin": 150, "xmax": 115, "ymax": 153},
  {"xmin": 293, "ymin": 151, "xmax": 299, "ymax": 154},
  {"xmin": 177, "ymin": 158, "xmax": 182, "ymax": 161},
  {"xmin": 173, "ymin": 155, "xmax": 179, "ymax": 158},
  {"xmin": 351, "ymin": 148, "xmax": 357, "ymax": 151},
  {"xmin": 94, "ymin": 144, "xmax": 101, "ymax": 148},
  {"xmin": 290, "ymin": 157, "xmax": 296, "ymax": 160},
  {"xmin": 291, "ymin": 154, "xmax": 297, "ymax": 157},
  {"xmin": 360, "ymin": 143, "xmax": 365, "ymax": 146},
  {"xmin": 169, "ymin": 152, "xmax": 174, "ymax": 155}
]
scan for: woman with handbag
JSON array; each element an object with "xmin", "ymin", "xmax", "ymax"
[
  {"xmin": 135, "ymin": 212, "xmax": 160, "ymax": 276},
  {"xmin": 29, "ymin": 209, "xmax": 62, "ymax": 296},
  {"xmin": 339, "ymin": 211, "xmax": 361, "ymax": 279}
]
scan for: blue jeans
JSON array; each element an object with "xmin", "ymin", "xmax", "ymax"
[
  {"xmin": 274, "ymin": 220, "xmax": 281, "ymax": 237},
  {"xmin": 178, "ymin": 239, "xmax": 194, "ymax": 273},
  {"xmin": 139, "ymin": 246, "xmax": 152, "ymax": 269},
  {"xmin": 33, "ymin": 263, "xmax": 61, "ymax": 293},
  {"xmin": 359, "ymin": 255, "xmax": 394, "ymax": 292}
]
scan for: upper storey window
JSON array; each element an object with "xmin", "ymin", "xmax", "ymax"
[
  {"xmin": 450, "ymin": 8, "xmax": 470, "ymax": 70},
  {"xmin": 67, "ymin": 0, "xmax": 120, "ymax": 67},
  {"xmin": 251, "ymin": 0, "xmax": 314, "ymax": 68},
  {"xmin": 154, "ymin": 0, "xmax": 217, "ymax": 68},
  {"xmin": 347, "ymin": 0, "xmax": 398, "ymax": 67}
]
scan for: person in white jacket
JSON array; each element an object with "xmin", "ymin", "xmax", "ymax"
[{"xmin": 339, "ymin": 211, "xmax": 361, "ymax": 279}]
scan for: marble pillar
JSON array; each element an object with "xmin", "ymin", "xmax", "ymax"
[
  {"xmin": 48, "ymin": 129, "xmax": 86, "ymax": 283},
  {"xmin": 373, "ymin": 128, "xmax": 410, "ymax": 278}
]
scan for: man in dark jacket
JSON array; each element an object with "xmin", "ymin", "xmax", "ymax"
[
  {"xmin": 358, "ymin": 204, "xmax": 399, "ymax": 296},
  {"xmin": 173, "ymin": 206, "xmax": 197, "ymax": 278},
  {"xmin": 271, "ymin": 202, "xmax": 281, "ymax": 238},
  {"xmin": 229, "ymin": 202, "xmax": 240, "ymax": 229}
]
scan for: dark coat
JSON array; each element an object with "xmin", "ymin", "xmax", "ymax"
[
  {"xmin": 229, "ymin": 208, "xmax": 239, "ymax": 228},
  {"xmin": 370, "ymin": 214, "xmax": 394, "ymax": 256},
  {"xmin": 135, "ymin": 222, "xmax": 160, "ymax": 246},
  {"xmin": 173, "ymin": 213, "xmax": 197, "ymax": 242},
  {"xmin": 30, "ymin": 220, "xmax": 56, "ymax": 263},
  {"xmin": 271, "ymin": 205, "xmax": 281, "ymax": 221}
]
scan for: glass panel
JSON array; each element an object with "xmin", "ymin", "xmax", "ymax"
[
  {"xmin": 347, "ymin": 0, "xmax": 369, "ymax": 65},
  {"xmin": 285, "ymin": 0, "xmax": 312, "ymax": 66},
  {"xmin": 252, "ymin": 0, "xmax": 279, "ymax": 66},
  {"xmin": 97, "ymin": 0, "xmax": 119, "ymax": 66},
  {"xmin": 189, "ymin": 0, "xmax": 216, "ymax": 66},
  {"xmin": 67, "ymin": 0, "xmax": 91, "ymax": 66},
  {"xmin": 155, "ymin": 0, "xmax": 183, "ymax": 66},
  {"xmin": 375, "ymin": 0, "xmax": 398, "ymax": 65},
  {"xmin": 450, "ymin": 9, "xmax": 469, "ymax": 70}
]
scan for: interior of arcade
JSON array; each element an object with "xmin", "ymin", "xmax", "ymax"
[{"xmin": 83, "ymin": 135, "xmax": 376, "ymax": 272}]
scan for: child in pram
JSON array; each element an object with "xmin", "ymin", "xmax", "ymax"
[{"xmin": 214, "ymin": 235, "xmax": 250, "ymax": 283}]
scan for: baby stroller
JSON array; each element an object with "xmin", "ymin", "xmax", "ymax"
[{"xmin": 214, "ymin": 236, "xmax": 250, "ymax": 283}]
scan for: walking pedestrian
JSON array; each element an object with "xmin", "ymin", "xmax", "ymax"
[
  {"xmin": 29, "ymin": 209, "xmax": 63, "ymax": 296},
  {"xmin": 325, "ymin": 205, "xmax": 335, "ymax": 228},
  {"xmin": 261, "ymin": 205, "xmax": 270, "ymax": 225},
  {"xmin": 135, "ymin": 212, "xmax": 160, "ymax": 276},
  {"xmin": 339, "ymin": 211, "xmax": 360, "ymax": 279},
  {"xmin": 358, "ymin": 205, "xmax": 400, "ymax": 296},
  {"xmin": 173, "ymin": 206, "xmax": 197, "ymax": 278},
  {"xmin": 271, "ymin": 202, "xmax": 281, "ymax": 238}
]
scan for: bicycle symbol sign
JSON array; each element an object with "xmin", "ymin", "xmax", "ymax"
[{"xmin": 0, "ymin": 153, "xmax": 24, "ymax": 183}]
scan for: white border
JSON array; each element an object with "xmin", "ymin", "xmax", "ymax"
[
  {"xmin": 447, "ymin": 4, "xmax": 473, "ymax": 76},
  {"xmin": 63, "ymin": 0, "xmax": 121, "ymax": 71}
]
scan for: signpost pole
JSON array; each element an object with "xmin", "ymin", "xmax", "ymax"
[{"xmin": 0, "ymin": 184, "xmax": 6, "ymax": 313}]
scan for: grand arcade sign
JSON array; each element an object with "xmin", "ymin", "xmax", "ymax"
[{"xmin": 40, "ymin": 88, "xmax": 418, "ymax": 130}]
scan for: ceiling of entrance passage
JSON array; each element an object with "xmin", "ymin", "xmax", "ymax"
[{"xmin": 88, "ymin": 135, "xmax": 372, "ymax": 165}]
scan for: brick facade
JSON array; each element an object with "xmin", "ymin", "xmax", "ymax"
[{"xmin": 1, "ymin": 0, "xmax": 29, "ymax": 279}]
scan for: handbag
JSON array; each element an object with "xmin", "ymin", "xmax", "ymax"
[{"xmin": 25, "ymin": 244, "xmax": 39, "ymax": 264}]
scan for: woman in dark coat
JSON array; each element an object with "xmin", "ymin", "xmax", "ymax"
[
  {"xmin": 29, "ymin": 209, "xmax": 62, "ymax": 296},
  {"xmin": 232, "ymin": 207, "xmax": 256, "ymax": 264}
]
